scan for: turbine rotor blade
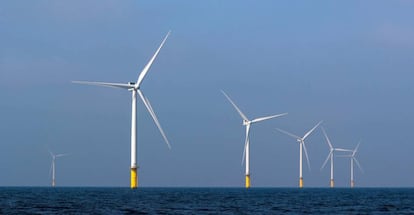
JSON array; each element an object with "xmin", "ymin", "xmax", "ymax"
[
  {"xmin": 320, "ymin": 152, "xmax": 332, "ymax": 170},
  {"xmin": 353, "ymin": 141, "xmax": 361, "ymax": 156},
  {"xmin": 334, "ymin": 148, "xmax": 352, "ymax": 152},
  {"xmin": 251, "ymin": 113, "xmax": 288, "ymax": 124},
  {"xmin": 303, "ymin": 120, "xmax": 323, "ymax": 140},
  {"xmin": 48, "ymin": 150, "xmax": 54, "ymax": 157},
  {"xmin": 49, "ymin": 162, "xmax": 53, "ymax": 177},
  {"xmin": 55, "ymin": 153, "xmax": 69, "ymax": 158},
  {"xmin": 72, "ymin": 81, "xmax": 133, "ymax": 89},
  {"xmin": 302, "ymin": 141, "xmax": 311, "ymax": 171},
  {"xmin": 221, "ymin": 90, "xmax": 249, "ymax": 121},
  {"xmin": 241, "ymin": 124, "xmax": 250, "ymax": 165},
  {"xmin": 137, "ymin": 90, "xmax": 171, "ymax": 149},
  {"xmin": 275, "ymin": 128, "xmax": 301, "ymax": 140},
  {"xmin": 321, "ymin": 127, "xmax": 333, "ymax": 149},
  {"xmin": 353, "ymin": 157, "xmax": 364, "ymax": 173},
  {"xmin": 337, "ymin": 155, "xmax": 352, "ymax": 157},
  {"xmin": 136, "ymin": 31, "xmax": 171, "ymax": 88}
]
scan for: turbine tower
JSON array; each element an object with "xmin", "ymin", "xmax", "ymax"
[
  {"xmin": 49, "ymin": 151, "xmax": 68, "ymax": 187},
  {"xmin": 73, "ymin": 31, "xmax": 171, "ymax": 189},
  {"xmin": 222, "ymin": 90, "xmax": 287, "ymax": 188},
  {"xmin": 276, "ymin": 121, "xmax": 322, "ymax": 188},
  {"xmin": 340, "ymin": 142, "xmax": 363, "ymax": 188},
  {"xmin": 320, "ymin": 127, "xmax": 352, "ymax": 188}
]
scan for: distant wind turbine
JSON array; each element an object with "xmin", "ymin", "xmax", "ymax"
[
  {"xmin": 339, "ymin": 141, "xmax": 363, "ymax": 188},
  {"xmin": 73, "ymin": 31, "xmax": 172, "ymax": 189},
  {"xmin": 222, "ymin": 90, "xmax": 287, "ymax": 188},
  {"xmin": 276, "ymin": 121, "xmax": 323, "ymax": 188},
  {"xmin": 320, "ymin": 127, "xmax": 352, "ymax": 188},
  {"xmin": 49, "ymin": 151, "xmax": 68, "ymax": 187}
]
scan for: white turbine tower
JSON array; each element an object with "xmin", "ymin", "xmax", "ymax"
[
  {"xmin": 340, "ymin": 142, "xmax": 363, "ymax": 188},
  {"xmin": 320, "ymin": 127, "xmax": 352, "ymax": 188},
  {"xmin": 73, "ymin": 31, "xmax": 171, "ymax": 189},
  {"xmin": 276, "ymin": 121, "xmax": 323, "ymax": 188},
  {"xmin": 49, "ymin": 151, "xmax": 68, "ymax": 187},
  {"xmin": 222, "ymin": 90, "xmax": 287, "ymax": 188}
]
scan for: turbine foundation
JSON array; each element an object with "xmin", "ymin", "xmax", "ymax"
[
  {"xmin": 330, "ymin": 179, "xmax": 334, "ymax": 188},
  {"xmin": 131, "ymin": 167, "xmax": 137, "ymax": 189},
  {"xmin": 351, "ymin": 180, "xmax": 355, "ymax": 188},
  {"xmin": 299, "ymin": 177, "xmax": 304, "ymax": 188},
  {"xmin": 245, "ymin": 175, "xmax": 250, "ymax": 188}
]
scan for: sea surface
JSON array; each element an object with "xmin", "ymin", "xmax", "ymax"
[{"xmin": 0, "ymin": 187, "xmax": 413, "ymax": 214}]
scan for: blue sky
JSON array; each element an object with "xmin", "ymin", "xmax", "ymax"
[{"xmin": 1, "ymin": 1, "xmax": 413, "ymax": 187}]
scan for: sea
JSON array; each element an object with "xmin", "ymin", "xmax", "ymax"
[{"xmin": 0, "ymin": 187, "xmax": 413, "ymax": 214}]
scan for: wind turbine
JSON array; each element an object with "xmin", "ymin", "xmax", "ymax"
[
  {"xmin": 221, "ymin": 90, "xmax": 287, "ymax": 188},
  {"xmin": 339, "ymin": 142, "xmax": 363, "ymax": 188},
  {"xmin": 320, "ymin": 127, "xmax": 352, "ymax": 188},
  {"xmin": 73, "ymin": 31, "xmax": 171, "ymax": 189},
  {"xmin": 49, "ymin": 151, "xmax": 68, "ymax": 187},
  {"xmin": 276, "ymin": 121, "xmax": 323, "ymax": 188}
]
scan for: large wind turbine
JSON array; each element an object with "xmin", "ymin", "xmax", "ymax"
[
  {"xmin": 340, "ymin": 142, "xmax": 363, "ymax": 188},
  {"xmin": 320, "ymin": 127, "xmax": 352, "ymax": 188},
  {"xmin": 276, "ymin": 121, "xmax": 322, "ymax": 188},
  {"xmin": 49, "ymin": 151, "xmax": 68, "ymax": 187},
  {"xmin": 222, "ymin": 90, "xmax": 287, "ymax": 188},
  {"xmin": 73, "ymin": 31, "xmax": 171, "ymax": 189}
]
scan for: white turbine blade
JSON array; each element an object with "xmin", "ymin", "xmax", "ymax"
[
  {"xmin": 48, "ymin": 162, "xmax": 53, "ymax": 177},
  {"xmin": 321, "ymin": 127, "xmax": 333, "ymax": 149},
  {"xmin": 136, "ymin": 31, "xmax": 171, "ymax": 88},
  {"xmin": 55, "ymin": 153, "xmax": 69, "ymax": 158},
  {"xmin": 48, "ymin": 150, "xmax": 54, "ymax": 157},
  {"xmin": 320, "ymin": 152, "xmax": 332, "ymax": 170},
  {"xmin": 302, "ymin": 120, "xmax": 323, "ymax": 140},
  {"xmin": 251, "ymin": 113, "xmax": 288, "ymax": 124},
  {"xmin": 302, "ymin": 142, "xmax": 311, "ymax": 171},
  {"xmin": 353, "ymin": 141, "xmax": 361, "ymax": 156},
  {"xmin": 275, "ymin": 128, "xmax": 301, "ymax": 140},
  {"xmin": 137, "ymin": 90, "xmax": 171, "ymax": 149},
  {"xmin": 335, "ymin": 148, "xmax": 352, "ymax": 152},
  {"xmin": 241, "ymin": 125, "xmax": 250, "ymax": 165},
  {"xmin": 221, "ymin": 90, "xmax": 249, "ymax": 121},
  {"xmin": 353, "ymin": 157, "xmax": 364, "ymax": 173},
  {"xmin": 72, "ymin": 81, "xmax": 133, "ymax": 89}
]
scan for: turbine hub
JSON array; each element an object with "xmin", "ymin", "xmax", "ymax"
[
  {"xmin": 128, "ymin": 82, "xmax": 136, "ymax": 85},
  {"xmin": 243, "ymin": 120, "xmax": 250, "ymax": 126}
]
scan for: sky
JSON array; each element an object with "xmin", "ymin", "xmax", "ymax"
[{"xmin": 0, "ymin": 1, "xmax": 413, "ymax": 187}]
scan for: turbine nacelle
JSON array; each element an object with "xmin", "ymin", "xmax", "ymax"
[
  {"xmin": 128, "ymin": 82, "xmax": 139, "ymax": 91},
  {"xmin": 243, "ymin": 120, "xmax": 250, "ymax": 126}
]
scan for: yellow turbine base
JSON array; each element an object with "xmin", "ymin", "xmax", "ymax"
[
  {"xmin": 330, "ymin": 179, "xmax": 334, "ymax": 188},
  {"xmin": 245, "ymin": 175, "xmax": 250, "ymax": 188},
  {"xmin": 351, "ymin": 180, "xmax": 355, "ymax": 188},
  {"xmin": 299, "ymin": 177, "xmax": 304, "ymax": 188},
  {"xmin": 131, "ymin": 168, "xmax": 137, "ymax": 189}
]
